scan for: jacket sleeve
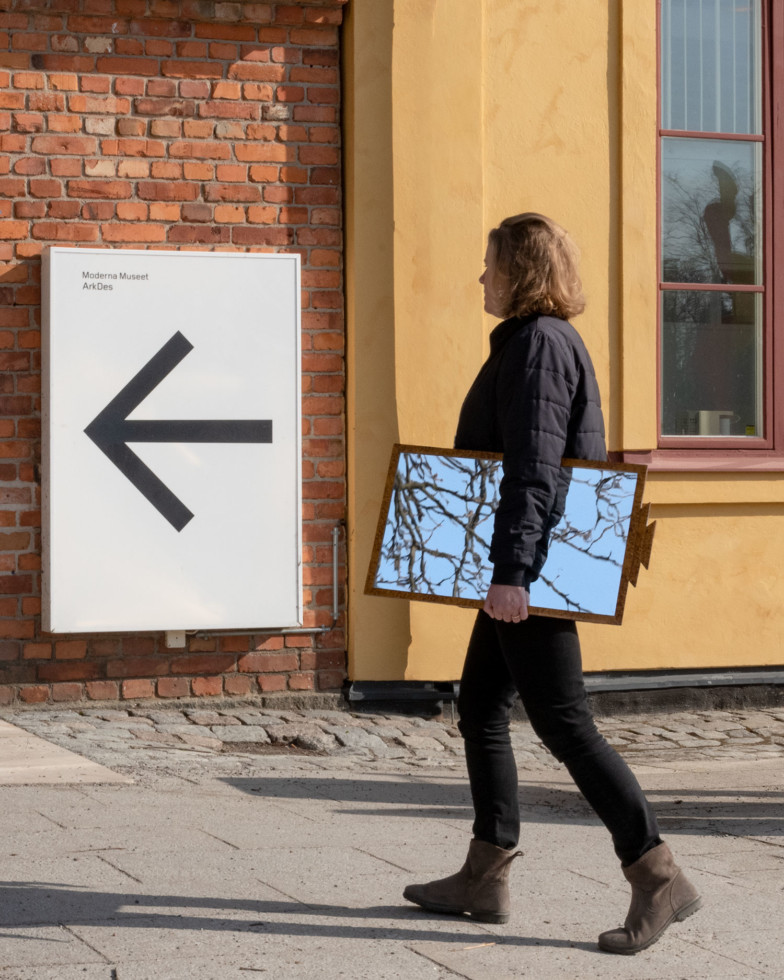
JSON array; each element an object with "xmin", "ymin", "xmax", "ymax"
[{"xmin": 489, "ymin": 328, "xmax": 575, "ymax": 588}]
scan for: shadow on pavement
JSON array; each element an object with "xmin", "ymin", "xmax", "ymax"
[
  {"xmin": 222, "ymin": 775, "xmax": 475, "ymax": 819},
  {"xmin": 223, "ymin": 777, "xmax": 784, "ymax": 837},
  {"xmin": 0, "ymin": 885, "xmax": 596, "ymax": 952}
]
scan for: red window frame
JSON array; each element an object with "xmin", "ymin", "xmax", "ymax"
[{"xmin": 634, "ymin": 0, "xmax": 784, "ymax": 471}]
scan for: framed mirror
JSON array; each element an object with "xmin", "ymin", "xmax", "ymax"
[{"xmin": 365, "ymin": 445, "xmax": 656, "ymax": 625}]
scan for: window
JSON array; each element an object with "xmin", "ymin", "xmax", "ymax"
[{"xmin": 659, "ymin": 0, "xmax": 770, "ymax": 447}]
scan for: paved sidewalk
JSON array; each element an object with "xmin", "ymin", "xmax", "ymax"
[{"xmin": 0, "ymin": 699, "xmax": 782, "ymax": 978}]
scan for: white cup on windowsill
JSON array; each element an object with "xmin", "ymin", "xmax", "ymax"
[{"xmin": 697, "ymin": 410, "xmax": 734, "ymax": 436}]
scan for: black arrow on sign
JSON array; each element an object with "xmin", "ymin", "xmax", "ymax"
[{"xmin": 84, "ymin": 331, "xmax": 273, "ymax": 532}]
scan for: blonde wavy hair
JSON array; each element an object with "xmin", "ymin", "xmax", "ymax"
[{"xmin": 487, "ymin": 212, "xmax": 586, "ymax": 320}]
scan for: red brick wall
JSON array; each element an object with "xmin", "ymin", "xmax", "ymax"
[{"xmin": 0, "ymin": 0, "xmax": 348, "ymax": 705}]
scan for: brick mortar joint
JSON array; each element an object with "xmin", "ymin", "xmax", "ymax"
[
  {"xmin": 2, "ymin": 1, "xmax": 348, "ymax": 21},
  {"xmin": 0, "ymin": 670, "xmax": 349, "ymax": 702},
  {"xmin": 0, "ymin": 690, "xmax": 348, "ymax": 712}
]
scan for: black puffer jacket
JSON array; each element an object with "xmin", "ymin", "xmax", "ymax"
[{"xmin": 454, "ymin": 314, "xmax": 606, "ymax": 589}]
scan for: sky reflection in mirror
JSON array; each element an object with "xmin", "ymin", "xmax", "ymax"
[{"xmin": 374, "ymin": 452, "xmax": 637, "ymax": 617}]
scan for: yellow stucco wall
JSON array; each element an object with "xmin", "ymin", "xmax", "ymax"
[{"xmin": 343, "ymin": 0, "xmax": 784, "ymax": 680}]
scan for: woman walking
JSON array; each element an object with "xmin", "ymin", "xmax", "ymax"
[{"xmin": 403, "ymin": 213, "xmax": 702, "ymax": 954}]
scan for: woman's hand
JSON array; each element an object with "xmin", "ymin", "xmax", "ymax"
[{"xmin": 483, "ymin": 584, "xmax": 529, "ymax": 623}]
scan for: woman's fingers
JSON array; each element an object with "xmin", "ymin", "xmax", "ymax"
[{"xmin": 484, "ymin": 584, "xmax": 529, "ymax": 622}]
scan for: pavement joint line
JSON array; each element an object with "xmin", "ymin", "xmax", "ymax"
[{"xmin": 59, "ymin": 922, "xmax": 113, "ymax": 965}]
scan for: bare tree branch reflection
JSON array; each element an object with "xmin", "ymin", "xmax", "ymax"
[
  {"xmin": 663, "ymin": 158, "xmax": 756, "ymax": 289},
  {"xmin": 383, "ymin": 454, "xmax": 500, "ymax": 598},
  {"xmin": 543, "ymin": 471, "xmax": 629, "ymax": 612},
  {"xmin": 660, "ymin": 152, "xmax": 759, "ymax": 436},
  {"xmin": 376, "ymin": 454, "xmax": 634, "ymax": 613}
]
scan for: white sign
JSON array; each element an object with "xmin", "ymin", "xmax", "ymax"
[{"xmin": 42, "ymin": 248, "xmax": 302, "ymax": 632}]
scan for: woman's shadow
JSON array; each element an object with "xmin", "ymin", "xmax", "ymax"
[{"xmin": 0, "ymin": 881, "xmax": 596, "ymax": 952}]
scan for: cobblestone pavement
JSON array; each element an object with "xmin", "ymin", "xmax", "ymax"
[{"xmin": 3, "ymin": 698, "xmax": 784, "ymax": 780}]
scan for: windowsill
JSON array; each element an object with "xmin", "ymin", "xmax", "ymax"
[{"xmin": 619, "ymin": 450, "xmax": 784, "ymax": 473}]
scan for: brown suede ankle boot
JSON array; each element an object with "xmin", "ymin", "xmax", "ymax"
[
  {"xmin": 598, "ymin": 841, "xmax": 702, "ymax": 954},
  {"xmin": 403, "ymin": 839, "xmax": 522, "ymax": 924}
]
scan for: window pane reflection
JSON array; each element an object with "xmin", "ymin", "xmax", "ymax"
[
  {"xmin": 661, "ymin": 138, "xmax": 761, "ymax": 285},
  {"xmin": 661, "ymin": 0, "xmax": 761, "ymax": 134},
  {"xmin": 661, "ymin": 290, "xmax": 762, "ymax": 437}
]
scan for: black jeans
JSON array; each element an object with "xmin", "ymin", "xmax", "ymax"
[{"xmin": 457, "ymin": 611, "xmax": 661, "ymax": 865}]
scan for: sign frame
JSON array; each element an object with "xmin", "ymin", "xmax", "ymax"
[{"xmin": 42, "ymin": 247, "xmax": 303, "ymax": 634}]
